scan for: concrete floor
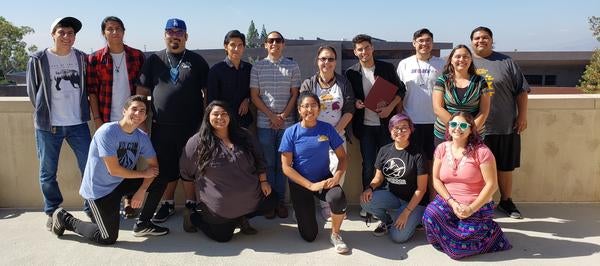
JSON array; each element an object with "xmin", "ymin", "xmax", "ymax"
[{"xmin": 1, "ymin": 204, "xmax": 599, "ymax": 265}]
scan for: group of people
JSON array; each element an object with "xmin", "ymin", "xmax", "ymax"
[{"xmin": 27, "ymin": 15, "xmax": 529, "ymax": 259}]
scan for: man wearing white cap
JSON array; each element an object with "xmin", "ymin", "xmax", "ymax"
[{"xmin": 26, "ymin": 17, "xmax": 93, "ymax": 230}]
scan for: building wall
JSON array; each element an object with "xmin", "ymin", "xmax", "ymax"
[
  {"xmin": 1, "ymin": 95, "xmax": 599, "ymax": 209},
  {"xmin": 520, "ymin": 65, "xmax": 586, "ymax": 87}
]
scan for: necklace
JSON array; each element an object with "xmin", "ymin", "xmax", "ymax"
[
  {"xmin": 166, "ymin": 50, "xmax": 187, "ymax": 84},
  {"xmin": 318, "ymin": 73, "xmax": 335, "ymax": 88},
  {"xmin": 415, "ymin": 57, "xmax": 432, "ymax": 87},
  {"xmin": 446, "ymin": 142, "xmax": 467, "ymax": 176},
  {"xmin": 112, "ymin": 52, "xmax": 125, "ymax": 73}
]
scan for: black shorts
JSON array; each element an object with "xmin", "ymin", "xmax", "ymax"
[
  {"xmin": 151, "ymin": 123, "xmax": 198, "ymax": 182},
  {"xmin": 410, "ymin": 124, "xmax": 435, "ymax": 161},
  {"xmin": 484, "ymin": 133, "xmax": 521, "ymax": 171}
]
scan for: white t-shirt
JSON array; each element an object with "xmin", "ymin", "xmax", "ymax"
[
  {"xmin": 110, "ymin": 52, "xmax": 130, "ymax": 121},
  {"xmin": 361, "ymin": 66, "xmax": 380, "ymax": 126},
  {"xmin": 46, "ymin": 49, "xmax": 82, "ymax": 126},
  {"xmin": 397, "ymin": 55, "xmax": 445, "ymax": 124},
  {"xmin": 316, "ymin": 82, "xmax": 343, "ymax": 127}
]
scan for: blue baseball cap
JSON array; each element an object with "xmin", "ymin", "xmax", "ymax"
[{"xmin": 165, "ymin": 18, "xmax": 186, "ymax": 31}]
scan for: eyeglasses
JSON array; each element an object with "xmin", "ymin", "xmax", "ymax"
[
  {"xmin": 105, "ymin": 28, "xmax": 123, "ymax": 34},
  {"xmin": 266, "ymin": 37, "xmax": 283, "ymax": 44},
  {"xmin": 392, "ymin": 127, "xmax": 410, "ymax": 133},
  {"xmin": 449, "ymin": 121, "xmax": 471, "ymax": 130},
  {"xmin": 318, "ymin": 57, "xmax": 336, "ymax": 63},
  {"xmin": 300, "ymin": 103, "xmax": 319, "ymax": 109},
  {"xmin": 166, "ymin": 30, "xmax": 186, "ymax": 37}
]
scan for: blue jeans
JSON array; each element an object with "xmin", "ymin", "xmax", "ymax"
[
  {"xmin": 360, "ymin": 189, "xmax": 425, "ymax": 243},
  {"xmin": 358, "ymin": 125, "xmax": 391, "ymax": 188},
  {"xmin": 35, "ymin": 123, "xmax": 91, "ymax": 215},
  {"xmin": 257, "ymin": 128, "xmax": 286, "ymax": 202}
]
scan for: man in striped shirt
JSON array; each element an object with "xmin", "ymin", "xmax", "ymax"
[{"xmin": 250, "ymin": 31, "xmax": 301, "ymax": 219}]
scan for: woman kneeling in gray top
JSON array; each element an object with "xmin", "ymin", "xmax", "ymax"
[{"xmin": 180, "ymin": 101, "xmax": 277, "ymax": 242}]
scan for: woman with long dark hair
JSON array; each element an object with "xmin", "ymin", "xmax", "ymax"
[
  {"xmin": 432, "ymin": 45, "xmax": 490, "ymax": 147},
  {"xmin": 422, "ymin": 112, "xmax": 511, "ymax": 259},
  {"xmin": 179, "ymin": 101, "xmax": 277, "ymax": 242}
]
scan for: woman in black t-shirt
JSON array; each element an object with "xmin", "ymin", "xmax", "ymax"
[{"xmin": 360, "ymin": 114, "xmax": 428, "ymax": 243}]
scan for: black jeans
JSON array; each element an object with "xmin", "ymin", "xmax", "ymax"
[
  {"xmin": 70, "ymin": 178, "xmax": 143, "ymax": 245},
  {"xmin": 289, "ymin": 181, "xmax": 347, "ymax": 242},
  {"xmin": 191, "ymin": 192, "xmax": 278, "ymax": 242}
]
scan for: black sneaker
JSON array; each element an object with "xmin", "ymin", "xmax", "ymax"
[
  {"xmin": 183, "ymin": 202, "xmax": 198, "ymax": 233},
  {"xmin": 498, "ymin": 198, "xmax": 522, "ymax": 219},
  {"xmin": 238, "ymin": 216, "xmax": 258, "ymax": 235},
  {"xmin": 51, "ymin": 207, "xmax": 73, "ymax": 237},
  {"xmin": 133, "ymin": 221, "xmax": 169, "ymax": 237},
  {"xmin": 151, "ymin": 201, "xmax": 175, "ymax": 223},
  {"xmin": 373, "ymin": 222, "xmax": 390, "ymax": 237}
]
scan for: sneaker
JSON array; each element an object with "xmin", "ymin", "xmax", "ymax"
[
  {"xmin": 183, "ymin": 203, "xmax": 198, "ymax": 233},
  {"xmin": 51, "ymin": 207, "xmax": 73, "ymax": 237},
  {"xmin": 498, "ymin": 198, "xmax": 522, "ymax": 219},
  {"xmin": 373, "ymin": 222, "xmax": 390, "ymax": 237},
  {"xmin": 264, "ymin": 208, "xmax": 276, "ymax": 219},
  {"xmin": 359, "ymin": 208, "xmax": 367, "ymax": 218},
  {"xmin": 123, "ymin": 206, "xmax": 136, "ymax": 219},
  {"xmin": 320, "ymin": 205, "xmax": 332, "ymax": 222},
  {"xmin": 276, "ymin": 203, "xmax": 288, "ymax": 218},
  {"xmin": 359, "ymin": 208, "xmax": 378, "ymax": 220},
  {"xmin": 133, "ymin": 221, "xmax": 169, "ymax": 237},
  {"xmin": 46, "ymin": 216, "xmax": 52, "ymax": 231},
  {"xmin": 330, "ymin": 233, "xmax": 350, "ymax": 254},
  {"xmin": 151, "ymin": 201, "xmax": 175, "ymax": 223},
  {"xmin": 238, "ymin": 216, "xmax": 258, "ymax": 235}
]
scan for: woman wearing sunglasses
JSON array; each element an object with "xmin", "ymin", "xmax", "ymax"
[
  {"xmin": 432, "ymin": 45, "xmax": 491, "ymax": 147},
  {"xmin": 299, "ymin": 46, "xmax": 355, "ymax": 221},
  {"xmin": 422, "ymin": 112, "xmax": 511, "ymax": 259}
]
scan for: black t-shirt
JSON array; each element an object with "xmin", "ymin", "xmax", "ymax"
[
  {"xmin": 375, "ymin": 143, "xmax": 428, "ymax": 206},
  {"xmin": 139, "ymin": 49, "xmax": 209, "ymax": 126}
]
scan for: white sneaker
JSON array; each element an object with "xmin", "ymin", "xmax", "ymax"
[{"xmin": 330, "ymin": 233, "xmax": 350, "ymax": 254}]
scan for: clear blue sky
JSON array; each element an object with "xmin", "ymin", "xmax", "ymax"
[{"xmin": 4, "ymin": 0, "xmax": 599, "ymax": 54}]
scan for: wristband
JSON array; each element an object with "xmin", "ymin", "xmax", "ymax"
[
  {"xmin": 405, "ymin": 206, "xmax": 413, "ymax": 212},
  {"xmin": 260, "ymin": 180, "xmax": 268, "ymax": 183}
]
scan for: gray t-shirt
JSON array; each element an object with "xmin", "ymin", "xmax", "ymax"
[
  {"xmin": 473, "ymin": 51, "xmax": 530, "ymax": 135},
  {"xmin": 180, "ymin": 132, "xmax": 266, "ymax": 219}
]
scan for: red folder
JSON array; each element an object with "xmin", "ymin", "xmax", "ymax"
[{"xmin": 364, "ymin": 76, "xmax": 398, "ymax": 111}]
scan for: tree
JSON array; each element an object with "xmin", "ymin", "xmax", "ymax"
[
  {"xmin": 589, "ymin": 16, "xmax": 600, "ymax": 41},
  {"xmin": 246, "ymin": 20, "xmax": 260, "ymax": 48},
  {"xmin": 259, "ymin": 24, "xmax": 268, "ymax": 44},
  {"xmin": 578, "ymin": 16, "xmax": 600, "ymax": 93},
  {"xmin": 0, "ymin": 16, "xmax": 36, "ymax": 80}
]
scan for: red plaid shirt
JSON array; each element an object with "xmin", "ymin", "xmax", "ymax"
[{"xmin": 87, "ymin": 45, "xmax": 145, "ymax": 122}]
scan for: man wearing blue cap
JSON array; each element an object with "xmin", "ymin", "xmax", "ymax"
[
  {"xmin": 27, "ymin": 17, "xmax": 93, "ymax": 231},
  {"xmin": 136, "ymin": 18, "xmax": 209, "ymax": 235}
]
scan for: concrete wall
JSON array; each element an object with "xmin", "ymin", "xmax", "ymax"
[{"xmin": 1, "ymin": 95, "xmax": 599, "ymax": 209}]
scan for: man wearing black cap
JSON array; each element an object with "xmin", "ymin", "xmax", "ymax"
[
  {"xmin": 26, "ymin": 17, "xmax": 93, "ymax": 230},
  {"xmin": 135, "ymin": 18, "xmax": 209, "ymax": 235}
]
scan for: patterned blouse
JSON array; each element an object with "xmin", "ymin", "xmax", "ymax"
[{"xmin": 433, "ymin": 74, "xmax": 491, "ymax": 139}]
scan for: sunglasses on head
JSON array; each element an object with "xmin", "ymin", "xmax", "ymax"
[
  {"xmin": 318, "ymin": 57, "xmax": 336, "ymax": 63},
  {"xmin": 449, "ymin": 121, "xmax": 471, "ymax": 130},
  {"xmin": 266, "ymin": 37, "xmax": 283, "ymax": 44}
]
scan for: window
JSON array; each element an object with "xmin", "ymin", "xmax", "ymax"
[
  {"xmin": 525, "ymin": 75, "xmax": 543, "ymax": 86},
  {"xmin": 544, "ymin": 75, "xmax": 557, "ymax": 86}
]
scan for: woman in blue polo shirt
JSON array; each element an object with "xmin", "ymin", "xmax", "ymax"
[{"xmin": 279, "ymin": 92, "xmax": 349, "ymax": 254}]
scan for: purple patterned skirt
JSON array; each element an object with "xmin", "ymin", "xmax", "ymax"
[{"xmin": 422, "ymin": 195, "xmax": 512, "ymax": 260}]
